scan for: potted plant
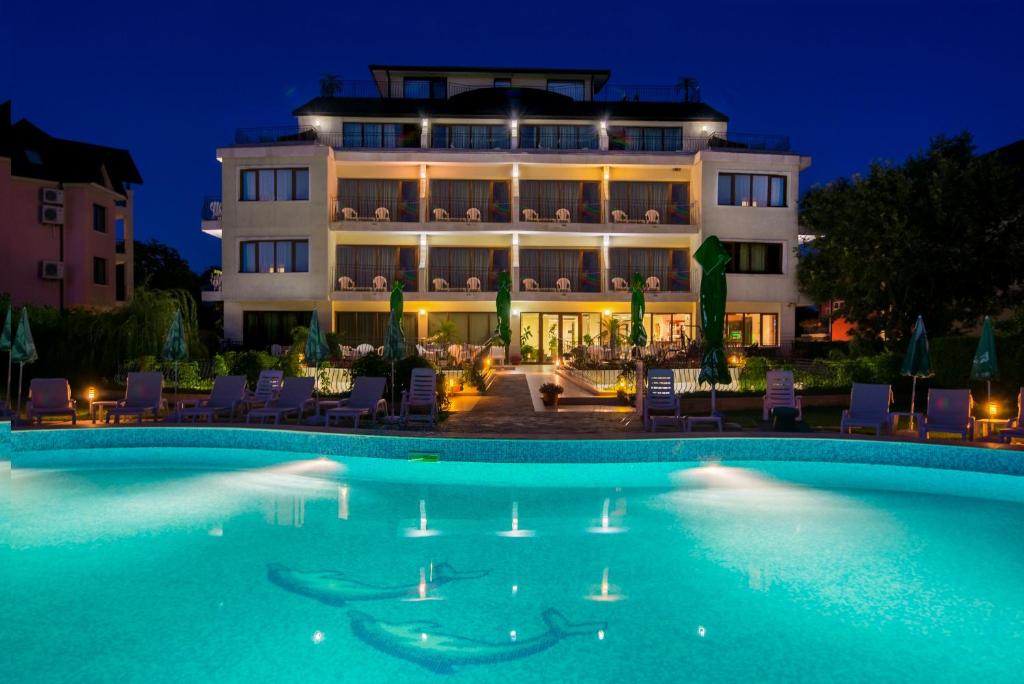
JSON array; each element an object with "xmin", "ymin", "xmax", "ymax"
[{"xmin": 539, "ymin": 382, "xmax": 564, "ymax": 407}]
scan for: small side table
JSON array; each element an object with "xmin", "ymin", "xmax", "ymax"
[
  {"xmin": 890, "ymin": 411, "xmax": 924, "ymax": 437},
  {"xmin": 90, "ymin": 400, "xmax": 120, "ymax": 424},
  {"xmin": 686, "ymin": 416, "xmax": 723, "ymax": 432},
  {"xmin": 975, "ymin": 418, "xmax": 1013, "ymax": 440}
]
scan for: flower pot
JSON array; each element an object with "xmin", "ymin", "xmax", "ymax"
[{"xmin": 541, "ymin": 392, "xmax": 560, "ymax": 407}]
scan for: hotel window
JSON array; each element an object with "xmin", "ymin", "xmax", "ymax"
[
  {"xmin": 341, "ymin": 123, "xmax": 420, "ymax": 148},
  {"xmin": 726, "ymin": 313, "xmax": 779, "ymax": 347},
  {"xmin": 718, "ymin": 173, "xmax": 786, "ymax": 207},
  {"xmin": 518, "ymin": 125, "xmax": 599, "ymax": 150},
  {"xmin": 243, "ymin": 311, "xmax": 306, "ymax": 349},
  {"xmin": 722, "ymin": 242, "xmax": 783, "ymax": 274},
  {"xmin": 404, "ymin": 77, "xmax": 447, "ymax": 100},
  {"xmin": 431, "ymin": 125, "xmax": 510, "ymax": 149},
  {"xmin": 493, "ymin": 78, "xmax": 511, "ymax": 88},
  {"xmin": 93, "ymin": 257, "xmax": 108, "ymax": 285},
  {"xmin": 607, "ymin": 126, "xmax": 683, "ymax": 151},
  {"xmin": 240, "ymin": 168, "xmax": 309, "ymax": 201},
  {"xmin": 547, "ymin": 79, "xmax": 585, "ymax": 100},
  {"xmin": 239, "ymin": 240, "xmax": 309, "ymax": 273},
  {"xmin": 92, "ymin": 204, "xmax": 107, "ymax": 232}
]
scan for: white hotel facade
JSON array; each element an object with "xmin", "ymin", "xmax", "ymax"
[{"xmin": 203, "ymin": 64, "xmax": 810, "ymax": 361}]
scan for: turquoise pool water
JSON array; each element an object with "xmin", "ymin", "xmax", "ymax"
[{"xmin": 3, "ymin": 436, "xmax": 1024, "ymax": 681}]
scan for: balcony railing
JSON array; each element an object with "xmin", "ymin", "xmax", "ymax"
[
  {"xmin": 331, "ymin": 198, "xmax": 419, "ymax": 223},
  {"xmin": 519, "ymin": 268, "xmax": 602, "ymax": 294},
  {"xmin": 234, "ymin": 126, "xmax": 317, "ymax": 145},
  {"xmin": 201, "ymin": 196, "xmax": 222, "ymax": 221},
  {"xmin": 431, "ymin": 128, "xmax": 511, "ymax": 150},
  {"xmin": 429, "ymin": 201, "xmax": 511, "ymax": 223},
  {"xmin": 708, "ymin": 132, "xmax": 791, "ymax": 153},
  {"xmin": 334, "ymin": 266, "xmax": 418, "ymax": 293},
  {"xmin": 428, "ymin": 269, "xmax": 503, "ymax": 293},
  {"xmin": 519, "ymin": 200, "xmax": 601, "ymax": 224},
  {"xmin": 608, "ymin": 202, "xmax": 696, "ymax": 226},
  {"xmin": 607, "ymin": 270, "xmax": 690, "ymax": 293}
]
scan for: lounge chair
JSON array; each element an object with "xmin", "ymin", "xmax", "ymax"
[
  {"xmin": 178, "ymin": 375, "xmax": 247, "ymax": 423},
  {"xmin": 762, "ymin": 370, "xmax": 803, "ymax": 421},
  {"xmin": 106, "ymin": 372, "xmax": 164, "ymax": 424},
  {"xmin": 643, "ymin": 368, "xmax": 680, "ymax": 431},
  {"xmin": 246, "ymin": 376, "xmax": 316, "ymax": 425},
  {"xmin": 324, "ymin": 376, "xmax": 387, "ymax": 428},
  {"xmin": 998, "ymin": 388, "xmax": 1024, "ymax": 443},
  {"xmin": 26, "ymin": 378, "xmax": 77, "ymax": 425},
  {"xmin": 839, "ymin": 383, "xmax": 892, "ymax": 435},
  {"xmin": 401, "ymin": 368, "xmax": 438, "ymax": 428},
  {"xmin": 244, "ymin": 369, "xmax": 284, "ymax": 410},
  {"xmin": 355, "ymin": 343, "xmax": 374, "ymax": 357},
  {"xmin": 921, "ymin": 389, "xmax": 974, "ymax": 440}
]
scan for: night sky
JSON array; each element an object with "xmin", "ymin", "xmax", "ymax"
[{"xmin": 3, "ymin": 0, "xmax": 1021, "ymax": 271}]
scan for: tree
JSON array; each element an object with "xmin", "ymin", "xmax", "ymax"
[
  {"xmin": 798, "ymin": 133, "xmax": 1024, "ymax": 343},
  {"xmin": 134, "ymin": 239, "xmax": 200, "ymax": 294},
  {"xmin": 674, "ymin": 76, "xmax": 701, "ymax": 103},
  {"xmin": 319, "ymin": 74, "xmax": 342, "ymax": 97}
]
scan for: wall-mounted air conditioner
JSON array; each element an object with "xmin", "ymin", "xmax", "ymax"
[
  {"xmin": 39, "ymin": 260, "xmax": 65, "ymax": 280},
  {"xmin": 40, "ymin": 205, "xmax": 64, "ymax": 225},
  {"xmin": 41, "ymin": 188, "xmax": 64, "ymax": 205}
]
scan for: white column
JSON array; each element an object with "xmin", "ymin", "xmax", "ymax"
[
  {"xmin": 419, "ymin": 233, "xmax": 428, "ymax": 294},
  {"xmin": 510, "ymin": 119, "xmax": 519, "ymax": 150},
  {"xmin": 599, "ymin": 120, "xmax": 609, "ymax": 152},
  {"xmin": 419, "ymin": 164, "xmax": 428, "ymax": 223},
  {"xmin": 511, "ymin": 162, "xmax": 520, "ymax": 225},
  {"xmin": 511, "ymin": 232, "xmax": 520, "ymax": 293},
  {"xmin": 420, "ymin": 119, "xmax": 429, "ymax": 148},
  {"xmin": 601, "ymin": 165, "xmax": 610, "ymax": 224},
  {"xmin": 602, "ymin": 234, "xmax": 610, "ymax": 293}
]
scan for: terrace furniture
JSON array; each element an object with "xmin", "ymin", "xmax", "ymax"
[
  {"xmin": 447, "ymin": 344, "xmax": 464, "ymax": 363},
  {"xmin": 244, "ymin": 369, "xmax": 284, "ymax": 410},
  {"xmin": 433, "ymin": 208, "xmax": 450, "ymax": 221},
  {"xmin": 555, "ymin": 208, "xmax": 571, "ymax": 222},
  {"xmin": 338, "ymin": 276, "xmax": 356, "ymax": 291},
  {"xmin": 644, "ymin": 209, "xmax": 661, "ymax": 224},
  {"xmin": 433, "ymin": 278, "xmax": 450, "ymax": 291},
  {"xmin": 555, "ymin": 278, "xmax": 572, "ymax": 292},
  {"xmin": 839, "ymin": 383, "xmax": 892, "ymax": 435},
  {"xmin": 246, "ymin": 376, "xmax": 316, "ymax": 425},
  {"xmin": 998, "ymin": 389, "xmax": 1024, "ymax": 443},
  {"xmin": 376, "ymin": 346, "xmax": 385, "ymax": 356},
  {"xmin": 374, "ymin": 207, "xmax": 390, "ymax": 221},
  {"xmin": 644, "ymin": 276, "xmax": 661, "ymax": 292},
  {"xmin": 522, "ymin": 208, "xmax": 540, "ymax": 222},
  {"xmin": 762, "ymin": 370, "xmax": 802, "ymax": 421},
  {"xmin": 401, "ymin": 368, "xmax": 438, "ymax": 428},
  {"xmin": 611, "ymin": 277, "xmax": 628, "ymax": 291},
  {"xmin": 611, "ymin": 210, "xmax": 628, "ymax": 223},
  {"xmin": 26, "ymin": 378, "xmax": 77, "ymax": 425},
  {"xmin": 489, "ymin": 346, "xmax": 505, "ymax": 364},
  {"xmin": 89, "ymin": 400, "xmax": 119, "ymax": 423},
  {"xmin": 770, "ymin": 405, "xmax": 800, "ymax": 431},
  {"xmin": 372, "ymin": 275, "xmax": 388, "ymax": 291},
  {"xmin": 921, "ymin": 389, "xmax": 975, "ymax": 440},
  {"xmin": 643, "ymin": 368, "xmax": 681, "ymax": 432},
  {"xmin": 178, "ymin": 375, "xmax": 247, "ymax": 423},
  {"xmin": 466, "ymin": 276, "xmax": 482, "ymax": 292},
  {"xmin": 466, "ymin": 207, "xmax": 482, "ymax": 222},
  {"xmin": 324, "ymin": 376, "xmax": 388, "ymax": 428},
  {"xmin": 686, "ymin": 416, "xmax": 723, "ymax": 432},
  {"xmin": 522, "ymin": 278, "xmax": 540, "ymax": 291},
  {"xmin": 355, "ymin": 344, "xmax": 374, "ymax": 357},
  {"xmin": 106, "ymin": 372, "xmax": 164, "ymax": 424},
  {"xmin": 890, "ymin": 410, "xmax": 925, "ymax": 434},
  {"xmin": 340, "ymin": 207, "xmax": 358, "ymax": 220}
]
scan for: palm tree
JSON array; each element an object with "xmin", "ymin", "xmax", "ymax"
[
  {"xmin": 674, "ymin": 76, "xmax": 701, "ymax": 103},
  {"xmin": 319, "ymin": 74, "xmax": 343, "ymax": 97}
]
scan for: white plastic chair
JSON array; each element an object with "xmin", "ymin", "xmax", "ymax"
[
  {"xmin": 555, "ymin": 277, "xmax": 571, "ymax": 292},
  {"xmin": 466, "ymin": 207, "xmax": 482, "ymax": 222},
  {"xmin": 466, "ymin": 276, "xmax": 482, "ymax": 292},
  {"xmin": 447, "ymin": 344, "xmax": 464, "ymax": 363},
  {"xmin": 555, "ymin": 208, "xmax": 571, "ymax": 222},
  {"xmin": 644, "ymin": 209, "xmax": 661, "ymax": 224},
  {"xmin": 338, "ymin": 276, "xmax": 356, "ymax": 291},
  {"xmin": 341, "ymin": 207, "xmax": 358, "ymax": 220},
  {"xmin": 433, "ymin": 208, "xmax": 450, "ymax": 221},
  {"xmin": 355, "ymin": 343, "xmax": 374, "ymax": 357},
  {"xmin": 372, "ymin": 275, "xmax": 387, "ymax": 291},
  {"xmin": 374, "ymin": 207, "xmax": 391, "ymax": 221},
  {"xmin": 762, "ymin": 370, "xmax": 803, "ymax": 421},
  {"xmin": 522, "ymin": 278, "xmax": 539, "ymax": 291},
  {"xmin": 645, "ymin": 276, "xmax": 661, "ymax": 291},
  {"xmin": 611, "ymin": 210, "xmax": 628, "ymax": 223},
  {"xmin": 432, "ymin": 278, "xmax": 450, "ymax": 291},
  {"xmin": 522, "ymin": 208, "xmax": 540, "ymax": 222},
  {"xmin": 611, "ymin": 277, "xmax": 628, "ymax": 291}
]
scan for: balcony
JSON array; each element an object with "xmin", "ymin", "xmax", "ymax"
[
  {"xmin": 608, "ymin": 201, "xmax": 696, "ymax": 226},
  {"xmin": 429, "ymin": 180, "xmax": 511, "ymax": 224},
  {"xmin": 519, "ymin": 199, "xmax": 601, "ymax": 224},
  {"xmin": 200, "ymin": 195, "xmax": 223, "ymax": 238},
  {"xmin": 519, "ymin": 267, "xmax": 602, "ymax": 294},
  {"xmin": 430, "ymin": 125, "xmax": 510, "ymax": 150},
  {"xmin": 334, "ymin": 265, "xmax": 418, "ymax": 293}
]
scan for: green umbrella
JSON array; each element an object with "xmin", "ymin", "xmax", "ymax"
[
  {"xmin": 162, "ymin": 308, "xmax": 188, "ymax": 408},
  {"xmin": 694, "ymin": 236, "xmax": 731, "ymax": 415},
  {"xmin": 383, "ymin": 281, "xmax": 406, "ymax": 361},
  {"xmin": 971, "ymin": 316, "xmax": 999, "ymax": 403},
  {"xmin": 305, "ymin": 311, "xmax": 330, "ymax": 400},
  {"xmin": 1, "ymin": 304, "xmax": 12, "ymax": 406},
  {"xmin": 494, "ymin": 271, "xmax": 512, "ymax": 354},
  {"xmin": 11, "ymin": 307, "xmax": 38, "ymax": 415},
  {"xmin": 900, "ymin": 315, "xmax": 932, "ymax": 419},
  {"xmin": 629, "ymin": 273, "xmax": 648, "ymax": 349}
]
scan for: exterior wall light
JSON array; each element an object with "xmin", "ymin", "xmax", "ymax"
[
  {"xmin": 419, "ymin": 309, "xmax": 427, "ymax": 316},
  {"xmin": 512, "ymin": 309, "xmax": 520, "ymax": 316},
  {"xmin": 421, "ymin": 118, "xmax": 429, "ymax": 128},
  {"xmin": 600, "ymin": 120, "xmax": 607, "ymax": 131}
]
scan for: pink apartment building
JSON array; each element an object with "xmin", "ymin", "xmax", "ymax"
[{"xmin": 0, "ymin": 101, "xmax": 143, "ymax": 309}]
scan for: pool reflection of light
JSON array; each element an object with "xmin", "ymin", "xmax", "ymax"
[
  {"xmin": 586, "ymin": 567, "xmax": 624, "ymax": 602},
  {"xmin": 497, "ymin": 501, "xmax": 535, "ymax": 537},
  {"xmin": 405, "ymin": 499, "xmax": 440, "ymax": 538},
  {"xmin": 587, "ymin": 497, "xmax": 627, "ymax": 534},
  {"xmin": 312, "ymin": 630, "xmax": 324, "ymax": 644},
  {"xmin": 337, "ymin": 484, "xmax": 349, "ymax": 520}
]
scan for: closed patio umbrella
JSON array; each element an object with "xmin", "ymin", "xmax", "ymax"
[
  {"xmin": 629, "ymin": 273, "xmax": 648, "ymax": 351},
  {"xmin": 494, "ymin": 271, "xmax": 511, "ymax": 356},
  {"xmin": 305, "ymin": 310, "xmax": 331, "ymax": 400},
  {"xmin": 162, "ymin": 308, "xmax": 188, "ymax": 407},
  {"xmin": 971, "ymin": 316, "xmax": 999, "ymax": 404},
  {"xmin": 383, "ymin": 282, "xmax": 406, "ymax": 412},
  {"xmin": 694, "ymin": 236, "xmax": 731, "ymax": 416},
  {"xmin": 11, "ymin": 307, "xmax": 38, "ymax": 416},
  {"xmin": 900, "ymin": 315, "xmax": 932, "ymax": 424},
  {"xmin": 1, "ymin": 303, "xmax": 12, "ymax": 406}
]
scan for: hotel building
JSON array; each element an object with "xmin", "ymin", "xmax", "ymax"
[{"xmin": 203, "ymin": 65, "xmax": 810, "ymax": 360}]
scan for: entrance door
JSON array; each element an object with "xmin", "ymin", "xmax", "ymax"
[
  {"xmin": 559, "ymin": 314, "xmax": 579, "ymax": 357},
  {"xmin": 541, "ymin": 313, "xmax": 560, "ymax": 363}
]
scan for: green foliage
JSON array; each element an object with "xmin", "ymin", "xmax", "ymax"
[
  {"xmin": 429, "ymin": 319, "xmax": 460, "ymax": 347},
  {"xmin": 134, "ymin": 239, "xmax": 201, "ymax": 294},
  {"xmin": 211, "ymin": 354, "xmax": 230, "ymax": 378},
  {"xmin": 798, "ymin": 133, "xmax": 1024, "ymax": 342},
  {"xmin": 737, "ymin": 352, "xmax": 900, "ymax": 392},
  {"xmin": 739, "ymin": 357, "xmax": 770, "ymax": 391},
  {"xmin": 224, "ymin": 350, "xmax": 277, "ymax": 385},
  {"xmin": 519, "ymin": 325, "xmax": 536, "ymax": 362},
  {"xmin": 460, "ymin": 360, "xmax": 487, "ymax": 392},
  {"xmin": 539, "ymin": 382, "xmax": 564, "ymax": 395}
]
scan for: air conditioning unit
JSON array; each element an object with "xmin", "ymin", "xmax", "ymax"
[
  {"xmin": 41, "ymin": 188, "xmax": 64, "ymax": 205},
  {"xmin": 40, "ymin": 205, "xmax": 64, "ymax": 225},
  {"xmin": 39, "ymin": 260, "xmax": 65, "ymax": 280}
]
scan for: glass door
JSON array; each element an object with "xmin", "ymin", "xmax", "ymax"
[
  {"xmin": 560, "ymin": 315, "xmax": 579, "ymax": 356},
  {"xmin": 541, "ymin": 314, "xmax": 560, "ymax": 363}
]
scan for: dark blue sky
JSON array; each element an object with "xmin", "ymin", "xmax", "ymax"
[{"xmin": 3, "ymin": 0, "xmax": 1022, "ymax": 270}]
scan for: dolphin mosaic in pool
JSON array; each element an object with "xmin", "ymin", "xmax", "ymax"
[
  {"xmin": 347, "ymin": 608, "xmax": 607, "ymax": 674},
  {"xmin": 267, "ymin": 562, "xmax": 487, "ymax": 606}
]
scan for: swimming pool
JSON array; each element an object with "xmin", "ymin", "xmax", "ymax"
[{"xmin": 3, "ymin": 426, "xmax": 1024, "ymax": 682}]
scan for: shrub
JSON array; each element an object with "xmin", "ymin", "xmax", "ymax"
[
  {"xmin": 230, "ymin": 350, "xmax": 277, "ymax": 385},
  {"xmin": 539, "ymin": 382, "xmax": 564, "ymax": 395},
  {"xmin": 738, "ymin": 356, "xmax": 770, "ymax": 392}
]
